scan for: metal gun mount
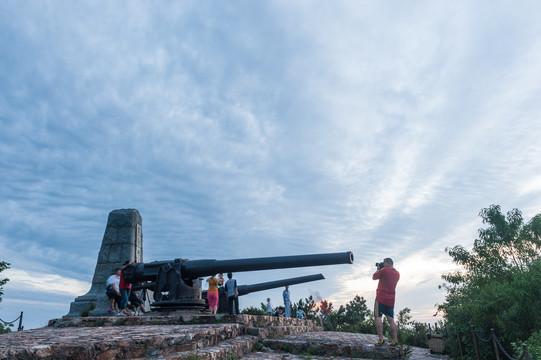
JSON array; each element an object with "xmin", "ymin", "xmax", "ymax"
[{"xmin": 123, "ymin": 251, "xmax": 354, "ymax": 311}]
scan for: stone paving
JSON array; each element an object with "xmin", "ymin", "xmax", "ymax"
[
  {"xmin": 246, "ymin": 332, "xmax": 450, "ymax": 360},
  {"xmin": 0, "ymin": 323, "xmax": 244, "ymax": 359},
  {"xmin": 261, "ymin": 332, "xmax": 401, "ymax": 359},
  {"xmin": 0, "ymin": 314, "xmax": 447, "ymax": 360}
]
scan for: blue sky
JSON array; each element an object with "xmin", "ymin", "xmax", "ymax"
[{"xmin": 1, "ymin": 1, "xmax": 541, "ymax": 330}]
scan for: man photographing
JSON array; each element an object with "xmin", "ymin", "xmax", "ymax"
[{"xmin": 372, "ymin": 257, "xmax": 400, "ymax": 346}]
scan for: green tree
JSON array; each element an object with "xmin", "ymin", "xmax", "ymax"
[
  {"xmin": 0, "ymin": 261, "xmax": 11, "ymax": 334},
  {"xmin": 396, "ymin": 308, "xmax": 429, "ymax": 348},
  {"xmin": 241, "ymin": 305, "xmax": 266, "ymax": 315},
  {"xmin": 324, "ymin": 295, "xmax": 372, "ymax": 333},
  {"xmin": 439, "ymin": 205, "xmax": 541, "ymax": 359},
  {"xmin": 0, "ymin": 261, "xmax": 9, "ymax": 303},
  {"xmin": 291, "ymin": 296, "xmax": 318, "ymax": 319}
]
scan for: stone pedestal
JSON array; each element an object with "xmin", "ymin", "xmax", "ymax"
[{"xmin": 64, "ymin": 209, "xmax": 143, "ymax": 317}]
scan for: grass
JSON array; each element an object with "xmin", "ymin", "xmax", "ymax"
[
  {"xmin": 80, "ymin": 303, "xmax": 96, "ymax": 317},
  {"xmin": 91, "ymin": 319, "xmax": 105, "ymax": 327}
]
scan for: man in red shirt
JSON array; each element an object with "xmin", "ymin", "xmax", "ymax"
[
  {"xmin": 372, "ymin": 257, "xmax": 400, "ymax": 346},
  {"xmin": 119, "ymin": 260, "xmax": 134, "ymax": 316}
]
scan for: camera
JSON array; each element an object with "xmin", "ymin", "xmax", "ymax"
[{"xmin": 375, "ymin": 262, "xmax": 384, "ymax": 269}]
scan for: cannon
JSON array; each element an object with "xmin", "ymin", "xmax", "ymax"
[
  {"xmin": 123, "ymin": 251, "xmax": 353, "ymax": 311},
  {"xmin": 203, "ymin": 273, "xmax": 325, "ymax": 313}
]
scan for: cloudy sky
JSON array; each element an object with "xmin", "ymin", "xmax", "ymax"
[{"xmin": 1, "ymin": 1, "xmax": 541, "ymax": 330}]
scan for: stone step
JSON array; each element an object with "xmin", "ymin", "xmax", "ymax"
[
  {"xmin": 0, "ymin": 323, "xmax": 245, "ymax": 359},
  {"xmin": 3, "ymin": 313, "xmax": 402, "ymax": 360},
  {"xmin": 241, "ymin": 352, "xmax": 370, "ymax": 360},
  {"xmin": 247, "ymin": 325, "xmax": 322, "ymax": 338},
  {"xmin": 261, "ymin": 332, "xmax": 402, "ymax": 359},
  {"xmin": 49, "ymin": 313, "xmax": 319, "ymax": 330},
  {"xmin": 144, "ymin": 335, "xmax": 259, "ymax": 360}
]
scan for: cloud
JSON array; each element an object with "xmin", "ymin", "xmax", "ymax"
[
  {"xmin": 4, "ymin": 269, "xmax": 90, "ymax": 297},
  {"xmin": 1, "ymin": 1, "xmax": 541, "ymax": 329}
]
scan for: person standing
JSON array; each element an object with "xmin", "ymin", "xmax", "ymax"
[
  {"xmin": 206, "ymin": 274, "xmax": 219, "ymax": 315},
  {"xmin": 217, "ymin": 273, "xmax": 225, "ymax": 288},
  {"xmin": 283, "ymin": 285, "xmax": 291, "ymax": 318},
  {"xmin": 118, "ymin": 260, "xmax": 133, "ymax": 316},
  {"xmin": 372, "ymin": 258, "xmax": 400, "ymax": 346},
  {"xmin": 224, "ymin": 272, "xmax": 239, "ymax": 315},
  {"xmin": 266, "ymin": 298, "xmax": 272, "ymax": 315}
]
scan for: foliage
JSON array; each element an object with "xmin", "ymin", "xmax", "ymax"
[
  {"xmin": 0, "ymin": 321, "xmax": 13, "ymax": 334},
  {"xmin": 324, "ymin": 295, "xmax": 373, "ymax": 334},
  {"xmin": 402, "ymin": 345, "xmax": 414, "ymax": 360},
  {"xmin": 319, "ymin": 300, "xmax": 332, "ymax": 315},
  {"xmin": 397, "ymin": 308, "xmax": 429, "ymax": 348},
  {"xmin": 0, "ymin": 260, "xmax": 11, "ymax": 334},
  {"xmin": 0, "ymin": 261, "xmax": 10, "ymax": 303},
  {"xmin": 81, "ymin": 303, "xmax": 96, "ymax": 317},
  {"xmin": 291, "ymin": 296, "xmax": 317, "ymax": 319},
  {"xmin": 512, "ymin": 329, "xmax": 541, "ymax": 360},
  {"xmin": 439, "ymin": 205, "xmax": 541, "ymax": 359},
  {"xmin": 241, "ymin": 306, "xmax": 266, "ymax": 316},
  {"xmin": 253, "ymin": 342, "xmax": 264, "ymax": 352}
]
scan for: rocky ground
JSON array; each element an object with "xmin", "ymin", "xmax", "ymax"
[{"xmin": 0, "ymin": 314, "xmax": 449, "ymax": 359}]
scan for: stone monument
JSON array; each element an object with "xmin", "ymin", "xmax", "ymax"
[{"xmin": 64, "ymin": 209, "xmax": 143, "ymax": 317}]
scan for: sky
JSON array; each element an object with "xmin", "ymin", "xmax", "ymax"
[{"xmin": 1, "ymin": 1, "xmax": 541, "ymax": 330}]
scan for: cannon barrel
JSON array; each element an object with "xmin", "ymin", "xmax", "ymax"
[
  {"xmin": 123, "ymin": 251, "xmax": 353, "ymax": 311},
  {"xmin": 183, "ymin": 252, "xmax": 353, "ymax": 278},
  {"xmin": 237, "ymin": 273, "xmax": 325, "ymax": 296},
  {"xmin": 124, "ymin": 251, "xmax": 353, "ymax": 284}
]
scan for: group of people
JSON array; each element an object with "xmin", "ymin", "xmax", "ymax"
[
  {"xmin": 264, "ymin": 286, "xmax": 305, "ymax": 319},
  {"xmin": 206, "ymin": 274, "xmax": 298, "ymax": 318},
  {"xmin": 105, "ymin": 260, "xmax": 147, "ymax": 316},
  {"xmin": 206, "ymin": 272, "xmax": 239, "ymax": 315}
]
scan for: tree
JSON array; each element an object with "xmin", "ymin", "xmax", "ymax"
[
  {"xmin": 324, "ymin": 295, "xmax": 372, "ymax": 333},
  {"xmin": 291, "ymin": 296, "xmax": 321, "ymax": 320},
  {"xmin": 396, "ymin": 308, "xmax": 429, "ymax": 348},
  {"xmin": 444, "ymin": 205, "xmax": 541, "ymax": 282},
  {"xmin": 0, "ymin": 261, "xmax": 9, "ymax": 303},
  {"xmin": 439, "ymin": 205, "xmax": 541, "ymax": 359},
  {"xmin": 0, "ymin": 261, "xmax": 10, "ymax": 334},
  {"xmin": 319, "ymin": 299, "xmax": 332, "ymax": 315}
]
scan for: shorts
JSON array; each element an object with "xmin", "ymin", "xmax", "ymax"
[
  {"xmin": 106, "ymin": 286, "xmax": 118, "ymax": 299},
  {"xmin": 207, "ymin": 292, "xmax": 219, "ymax": 308},
  {"xmin": 374, "ymin": 301, "xmax": 394, "ymax": 318}
]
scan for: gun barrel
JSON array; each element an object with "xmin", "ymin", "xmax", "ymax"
[
  {"xmin": 182, "ymin": 251, "xmax": 353, "ymax": 278},
  {"xmin": 237, "ymin": 273, "xmax": 325, "ymax": 296},
  {"xmin": 124, "ymin": 251, "xmax": 353, "ymax": 284}
]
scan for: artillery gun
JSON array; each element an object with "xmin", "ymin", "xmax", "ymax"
[{"xmin": 123, "ymin": 251, "xmax": 353, "ymax": 311}]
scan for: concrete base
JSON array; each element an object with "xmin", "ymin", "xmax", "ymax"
[{"xmin": 64, "ymin": 209, "xmax": 143, "ymax": 318}]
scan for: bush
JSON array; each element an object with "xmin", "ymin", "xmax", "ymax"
[
  {"xmin": 241, "ymin": 306, "xmax": 266, "ymax": 316},
  {"xmin": 0, "ymin": 322, "xmax": 13, "ymax": 334},
  {"xmin": 439, "ymin": 206, "xmax": 541, "ymax": 359},
  {"xmin": 81, "ymin": 303, "xmax": 96, "ymax": 317},
  {"xmin": 513, "ymin": 330, "xmax": 541, "ymax": 360}
]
